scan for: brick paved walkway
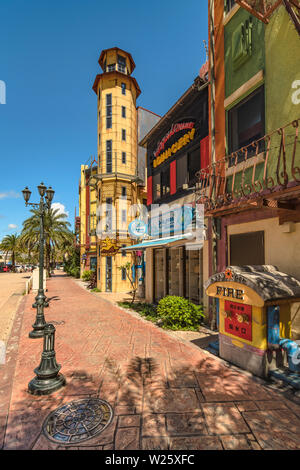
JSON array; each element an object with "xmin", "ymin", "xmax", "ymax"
[{"xmin": 2, "ymin": 273, "xmax": 300, "ymax": 450}]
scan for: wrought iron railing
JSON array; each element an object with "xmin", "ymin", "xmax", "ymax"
[{"xmin": 196, "ymin": 119, "xmax": 300, "ymax": 213}]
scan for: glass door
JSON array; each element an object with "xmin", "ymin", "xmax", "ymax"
[
  {"xmin": 154, "ymin": 249, "xmax": 165, "ymax": 303},
  {"xmin": 169, "ymin": 248, "xmax": 180, "ymax": 296},
  {"xmin": 106, "ymin": 256, "xmax": 112, "ymax": 292}
]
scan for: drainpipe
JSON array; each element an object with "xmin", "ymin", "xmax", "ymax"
[{"xmin": 209, "ymin": 0, "xmax": 218, "ymax": 330}]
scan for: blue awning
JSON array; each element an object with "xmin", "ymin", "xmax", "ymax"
[{"xmin": 123, "ymin": 233, "xmax": 194, "ymax": 251}]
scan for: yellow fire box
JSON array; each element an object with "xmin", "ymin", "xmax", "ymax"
[{"xmin": 205, "ymin": 266, "xmax": 300, "ymax": 378}]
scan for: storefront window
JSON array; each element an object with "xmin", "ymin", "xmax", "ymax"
[
  {"xmin": 176, "ymin": 154, "xmax": 188, "ymax": 190},
  {"xmin": 153, "ymin": 173, "xmax": 161, "ymax": 202},
  {"xmin": 169, "ymin": 248, "xmax": 180, "ymax": 296},
  {"xmin": 154, "ymin": 249, "xmax": 165, "ymax": 302},
  {"xmin": 228, "ymin": 86, "xmax": 265, "ymax": 163},
  {"xmin": 161, "ymin": 167, "xmax": 170, "ymax": 196},
  {"xmin": 185, "ymin": 249, "xmax": 203, "ymax": 304},
  {"xmin": 188, "ymin": 148, "xmax": 201, "ymax": 187}
]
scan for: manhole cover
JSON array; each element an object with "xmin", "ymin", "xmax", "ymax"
[{"xmin": 43, "ymin": 398, "xmax": 113, "ymax": 445}]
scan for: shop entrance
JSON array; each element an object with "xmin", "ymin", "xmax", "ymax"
[
  {"xmin": 106, "ymin": 256, "xmax": 112, "ymax": 292},
  {"xmin": 154, "ymin": 249, "xmax": 165, "ymax": 303},
  {"xmin": 168, "ymin": 248, "xmax": 180, "ymax": 296},
  {"xmin": 186, "ymin": 249, "xmax": 203, "ymax": 304}
]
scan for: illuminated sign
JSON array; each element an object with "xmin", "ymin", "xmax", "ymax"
[
  {"xmin": 153, "ymin": 122, "xmax": 196, "ymax": 168},
  {"xmin": 154, "ymin": 122, "xmax": 195, "ymax": 157}
]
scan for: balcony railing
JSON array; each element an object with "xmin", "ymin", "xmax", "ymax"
[{"xmin": 196, "ymin": 119, "xmax": 300, "ymax": 214}]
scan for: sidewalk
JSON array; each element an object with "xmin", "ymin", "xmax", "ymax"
[
  {"xmin": 0, "ymin": 272, "xmax": 29, "ymax": 344},
  {"xmin": 2, "ymin": 273, "xmax": 300, "ymax": 450}
]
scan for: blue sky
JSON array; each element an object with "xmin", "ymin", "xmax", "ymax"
[{"xmin": 0, "ymin": 0, "xmax": 208, "ymax": 237}]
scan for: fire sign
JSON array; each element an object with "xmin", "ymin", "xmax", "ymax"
[{"xmin": 224, "ymin": 300, "xmax": 252, "ymax": 342}]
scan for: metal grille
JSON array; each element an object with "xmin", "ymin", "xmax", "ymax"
[{"xmin": 43, "ymin": 398, "xmax": 113, "ymax": 445}]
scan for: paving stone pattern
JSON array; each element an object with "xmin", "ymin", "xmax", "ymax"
[{"xmin": 2, "ymin": 273, "xmax": 300, "ymax": 450}]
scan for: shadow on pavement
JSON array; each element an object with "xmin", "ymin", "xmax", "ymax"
[
  {"xmin": 191, "ymin": 333, "xmax": 219, "ymax": 349},
  {"xmin": 1, "ymin": 354, "xmax": 264, "ymax": 450}
]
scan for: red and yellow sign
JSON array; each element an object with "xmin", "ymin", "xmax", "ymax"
[{"xmin": 153, "ymin": 127, "xmax": 196, "ymax": 168}]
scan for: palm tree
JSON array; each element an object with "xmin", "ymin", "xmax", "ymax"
[
  {"xmin": 0, "ymin": 234, "xmax": 20, "ymax": 270},
  {"xmin": 21, "ymin": 207, "xmax": 74, "ymax": 276}
]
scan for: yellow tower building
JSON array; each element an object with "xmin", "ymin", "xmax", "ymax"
[
  {"xmin": 92, "ymin": 47, "xmax": 154, "ymax": 293},
  {"xmin": 78, "ymin": 162, "xmax": 98, "ymax": 276}
]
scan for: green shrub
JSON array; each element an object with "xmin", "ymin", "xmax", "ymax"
[
  {"xmin": 117, "ymin": 302, "xmax": 158, "ymax": 323},
  {"xmin": 157, "ymin": 296, "xmax": 204, "ymax": 330},
  {"xmin": 70, "ymin": 267, "xmax": 80, "ymax": 278},
  {"xmin": 82, "ymin": 270, "xmax": 93, "ymax": 281},
  {"xmin": 91, "ymin": 287, "xmax": 101, "ymax": 292}
]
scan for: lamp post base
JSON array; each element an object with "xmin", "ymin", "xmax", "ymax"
[
  {"xmin": 29, "ymin": 328, "xmax": 46, "ymax": 339},
  {"xmin": 28, "ymin": 373, "xmax": 66, "ymax": 395}
]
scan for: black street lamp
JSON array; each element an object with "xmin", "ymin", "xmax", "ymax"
[
  {"xmin": 28, "ymin": 323, "xmax": 66, "ymax": 395},
  {"xmin": 22, "ymin": 182, "xmax": 55, "ymax": 338}
]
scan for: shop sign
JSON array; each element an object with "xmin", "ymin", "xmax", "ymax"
[
  {"xmin": 101, "ymin": 238, "xmax": 120, "ymax": 256},
  {"xmin": 149, "ymin": 206, "xmax": 194, "ymax": 237},
  {"xmin": 153, "ymin": 121, "xmax": 196, "ymax": 168},
  {"xmin": 128, "ymin": 219, "xmax": 148, "ymax": 239}
]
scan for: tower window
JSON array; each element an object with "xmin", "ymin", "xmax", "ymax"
[
  {"xmin": 118, "ymin": 55, "xmax": 126, "ymax": 74},
  {"xmin": 121, "ymin": 83, "xmax": 126, "ymax": 95},
  {"xmin": 107, "ymin": 63, "xmax": 116, "ymax": 72},
  {"xmin": 106, "ymin": 94, "xmax": 112, "ymax": 129},
  {"xmin": 122, "ymin": 106, "xmax": 126, "ymax": 118},
  {"xmin": 106, "ymin": 197, "xmax": 113, "ymax": 232},
  {"xmin": 122, "ymin": 152, "xmax": 126, "ymax": 164},
  {"xmin": 121, "ymin": 267, "xmax": 126, "ymax": 280},
  {"xmin": 122, "ymin": 129, "xmax": 126, "ymax": 141},
  {"xmin": 121, "ymin": 186, "xmax": 127, "ymax": 198},
  {"xmin": 122, "ymin": 209, "xmax": 127, "ymax": 223},
  {"xmin": 122, "ymin": 244, "xmax": 126, "ymax": 257},
  {"xmin": 106, "ymin": 140, "xmax": 112, "ymax": 173}
]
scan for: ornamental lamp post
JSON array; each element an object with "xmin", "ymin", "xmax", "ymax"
[{"xmin": 22, "ymin": 182, "xmax": 55, "ymax": 338}]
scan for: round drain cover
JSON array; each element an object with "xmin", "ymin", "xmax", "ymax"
[{"xmin": 43, "ymin": 398, "xmax": 113, "ymax": 445}]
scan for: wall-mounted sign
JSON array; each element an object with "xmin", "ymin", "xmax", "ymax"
[
  {"xmin": 153, "ymin": 121, "xmax": 196, "ymax": 168},
  {"xmin": 128, "ymin": 219, "xmax": 148, "ymax": 239},
  {"xmin": 101, "ymin": 238, "xmax": 120, "ymax": 256}
]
